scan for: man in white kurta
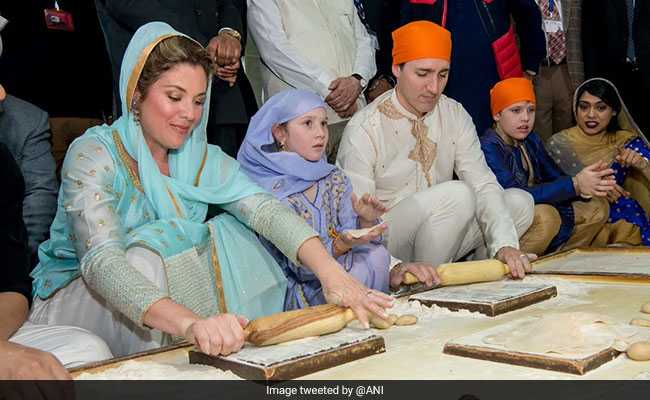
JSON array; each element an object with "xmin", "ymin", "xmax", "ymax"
[
  {"xmin": 337, "ymin": 21, "xmax": 535, "ymax": 277},
  {"xmin": 247, "ymin": 0, "xmax": 376, "ymax": 159}
]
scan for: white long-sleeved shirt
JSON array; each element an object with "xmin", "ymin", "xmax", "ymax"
[
  {"xmin": 247, "ymin": 0, "xmax": 376, "ymax": 123},
  {"xmin": 336, "ymin": 90, "xmax": 520, "ymax": 257}
]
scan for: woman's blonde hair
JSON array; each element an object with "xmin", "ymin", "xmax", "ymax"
[{"xmin": 137, "ymin": 36, "xmax": 212, "ymax": 99}]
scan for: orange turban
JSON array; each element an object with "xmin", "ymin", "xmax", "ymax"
[
  {"xmin": 490, "ymin": 77, "xmax": 536, "ymax": 117},
  {"xmin": 392, "ymin": 21, "xmax": 452, "ymax": 65}
]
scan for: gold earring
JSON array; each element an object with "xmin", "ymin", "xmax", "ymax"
[
  {"xmin": 279, "ymin": 142, "xmax": 287, "ymax": 151},
  {"xmin": 131, "ymin": 97, "xmax": 141, "ymax": 124}
]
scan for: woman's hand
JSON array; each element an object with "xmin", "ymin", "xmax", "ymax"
[
  {"xmin": 574, "ymin": 161, "xmax": 616, "ymax": 197},
  {"xmin": 389, "ymin": 262, "xmax": 440, "ymax": 290},
  {"xmin": 351, "ymin": 193, "xmax": 388, "ymax": 227},
  {"xmin": 297, "ymin": 237, "xmax": 393, "ymax": 328},
  {"xmin": 184, "ymin": 314, "xmax": 248, "ymax": 357},
  {"xmin": 616, "ymin": 148, "xmax": 649, "ymax": 170},
  {"xmin": 319, "ymin": 266, "xmax": 394, "ymax": 329},
  {"xmin": 606, "ymin": 183, "xmax": 630, "ymax": 203}
]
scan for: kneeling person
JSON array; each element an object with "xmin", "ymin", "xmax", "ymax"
[
  {"xmin": 337, "ymin": 22, "xmax": 534, "ymax": 278},
  {"xmin": 481, "ymin": 78, "xmax": 613, "ymax": 255}
]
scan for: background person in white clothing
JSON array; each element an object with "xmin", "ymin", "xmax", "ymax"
[{"xmin": 247, "ymin": 0, "xmax": 376, "ymax": 161}]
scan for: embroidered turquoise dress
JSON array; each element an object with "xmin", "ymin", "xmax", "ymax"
[{"xmin": 31, "ymin": 23, "xmax": 317, "ymax": 332}]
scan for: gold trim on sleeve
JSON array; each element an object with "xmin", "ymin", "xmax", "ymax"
[{"xmin": 207, "ymin": 224, "xmax": 228, "ymax": 314}]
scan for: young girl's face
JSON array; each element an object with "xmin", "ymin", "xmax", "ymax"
[
  {"xmin": 274, "ymin": 107, "xmax": 328, "ymax": 162},
  {"xmin": 494, "ymin": 100, "xmax": 536, "ymax": 141}
]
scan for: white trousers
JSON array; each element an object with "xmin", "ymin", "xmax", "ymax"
[
  {"xmin": 384, "ymin": 181, "xmax": 534, "ymax": 265},
  {"xmin": 9, "ymin": 322, "xmax": 113, "ymax": 368},
  {"xmin": 29, "ymin": 247, "xmax": 170, "ymax": 358}
]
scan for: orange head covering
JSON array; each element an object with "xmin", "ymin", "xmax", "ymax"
[
  {"xmin": 392, "ymin": 21, "xmax": 451, "ymax": 65},
  {"xmin": 490, "ymin": 77, "xmax": 536, "ymax": 117}
]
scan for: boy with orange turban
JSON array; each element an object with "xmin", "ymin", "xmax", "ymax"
[
  {"xmin": 338, "ymin": 21, "xmax": 536, "ymax": 285},
  {"xmin": 480, "ymin": 77, "xmax": 614, "ymax": 255}
]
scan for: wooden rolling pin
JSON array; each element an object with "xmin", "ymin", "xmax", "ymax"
[
  {"xmin": 403, "ymin": 259, "xmax": 509, "ymax": 286},
  {"xmin": 244, "ymin": 304, "xmax": 356, "ymax": 346},
  {"xmin": 243, "ymin": 304, "xmax": 403, "ymax": 346}
]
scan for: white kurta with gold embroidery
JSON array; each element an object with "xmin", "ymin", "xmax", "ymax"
[{"xmin": 337, "ymin": 89, "xmax": 522, "ymax": 258}]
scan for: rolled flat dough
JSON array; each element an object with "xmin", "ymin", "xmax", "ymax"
[
  {"xmin": 482, "ymin": 312, "xmax": 643, "ymax": 358},
  {"xmin": 345, "ymin": 224, "xmax": 384, "ymax": 239}
]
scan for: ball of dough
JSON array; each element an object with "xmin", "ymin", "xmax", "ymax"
[
  {"xmin": 641, "ymin": 302, "xmax": 650, "ymax": 314},
  {"xmin": 627, "ymin": 341, "xmax": 650, "ymax": 361},
  {"xmin": 369, "ymin": 315, "xmax": 394, "ymax": 330},
  {"xmin": 630, "ymin": 318, "xmax": 650, "ymax": 327},
  {"xmin": 394, "ymin": 314, "xmax": 418, "ymax": 326}
]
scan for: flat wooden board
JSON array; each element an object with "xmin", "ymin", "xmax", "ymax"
[
  {"xmin": 190, "ymin": 330, "xmax": 385, "ymax": 380},
  {"xmin": 443, "ymin": 318, "xmax": 620, "ymax": 375},
  {"xmin": 443, "ymin": 342, "xmax": 619, "ymax": 375},
  {"xmin": 69, "ymin": 342, "xmax": 193, "ymax": 377},
  {"xmin": 409, "ymin": 281, "xmax": 557, "ymax": 316},
  {"xmin": 533, "ymin": 247, "xmax": 650, "ymax": 278}
]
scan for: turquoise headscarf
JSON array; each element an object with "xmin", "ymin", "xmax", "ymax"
[
  {"xmin": 113, "ymin": 21, "xmax": 263, "ymax": 221},
  {"xmin": 32, "ymin": 22, "xmax": 287, "ymax": 321}
]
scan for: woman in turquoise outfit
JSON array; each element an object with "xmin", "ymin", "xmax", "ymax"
[{"xmin": 29, "ymin": 22, "xmax": 393, "ymax": 358}]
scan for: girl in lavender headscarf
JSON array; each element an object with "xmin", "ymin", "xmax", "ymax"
[{"xmin": 238, "ymin": 89, "xmax": 393, "ymax": 310}]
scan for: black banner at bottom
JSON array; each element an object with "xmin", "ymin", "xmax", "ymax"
[{"xmin": 0, "ymin": 380, "xmax": 648, "ymax": 400}]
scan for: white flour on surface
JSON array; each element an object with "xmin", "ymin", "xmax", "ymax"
[
  {"xmin": 521, "ymin": 276, "xmax": 595, "ymax": 307},
  {"xmin": 390, "ymin": 297, "xmax": 488, "ymax": 320},
  {"xmin": 634, "ymin": 372, "xmax": 650, "ymax": 380},
  {"xmin": 76, "ymin": 360, "xmax": 241, "ymax": 380}
]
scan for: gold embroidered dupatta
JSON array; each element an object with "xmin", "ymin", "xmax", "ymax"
[{"xmin": 547, "ymin": 78, "xmax": 650, "ymax": 215}]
